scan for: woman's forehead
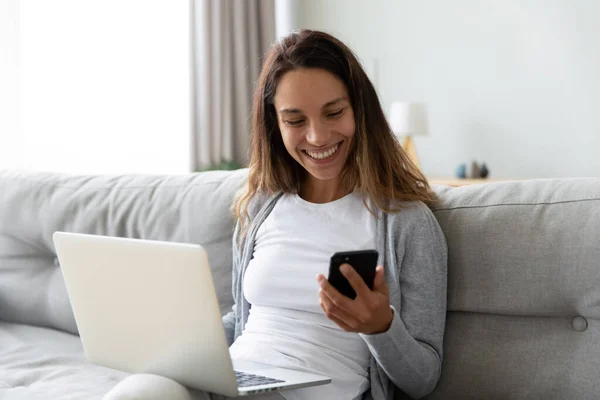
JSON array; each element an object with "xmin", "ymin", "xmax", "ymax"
[{"xmin": 274, "ymin": 68, "xmax": 349, "ymax": 112}]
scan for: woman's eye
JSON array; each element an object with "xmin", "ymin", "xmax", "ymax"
[
  {"xmin": 327, "ymin": 109, "xmax": 344, "ymax": 118},
  {"xmin": 284, "ymin": 119, "xmax": 304, "ymax": 126}
]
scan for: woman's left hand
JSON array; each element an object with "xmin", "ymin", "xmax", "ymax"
[{"xmin": 317, "ymin": 264, "xmax": 393, "ymax": 335}]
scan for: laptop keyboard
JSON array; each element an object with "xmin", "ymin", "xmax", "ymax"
[{"xmin": 234, "ymin": 370, "xmax": 286, "ymax": 388}]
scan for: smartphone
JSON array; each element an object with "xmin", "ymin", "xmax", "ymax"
[{"xmin": 328, "ymin": 249, "xmax": 379, "ymax": 299}]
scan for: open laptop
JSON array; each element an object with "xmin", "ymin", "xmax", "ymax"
[{"xmin": 53, "ymin": 232, "xmax": 331, "ymax": 397}]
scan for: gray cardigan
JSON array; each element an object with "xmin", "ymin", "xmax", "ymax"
[{"xmin": 222, "ymin": 193, "xmax": 448, "ymax": 399}]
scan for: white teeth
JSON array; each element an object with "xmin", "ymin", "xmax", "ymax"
[{"xmin": 306, "ymin": 143, "xmax": 339, "ymax": 160}]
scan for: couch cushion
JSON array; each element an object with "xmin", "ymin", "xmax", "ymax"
[
  {"xmin": 429, "ymin": 178, "xmax": 600, "ymax": 399},
  {"xmin": 0, "ymin": 321, "xmax": 128, "ymax": 399},
  {"xmin": 0, "ymin": 169, "xmax": 247, "ymax": 334}
]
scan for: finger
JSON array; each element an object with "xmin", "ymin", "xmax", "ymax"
[
  {"xmin": 324, "ymin": 312, "xmax": 356, "ymax": 332},
  {"xmin": 319, "ymin": 288, "xmax": 361, "ymax": 320},
  {"xmin": 317, "ymin": 273, "xmax": 353, "ymax": 311},
  {"xmin": 320, "ymin": 287, "xmax": 369, "ymax": 324},
  {"xmin": 340, "ymin": 263, "xmax": 372, "ymax": 300},
  {"xmin": 316, "ymin": 273, "xmax": 327, "ymax": 284},
  {"xmin": 372, "ymin": 266, "xmax": 389, "ymax": 295},
  {"xmin": 319, "ymin": 296, "xmax": 359, "ymax": 331}
]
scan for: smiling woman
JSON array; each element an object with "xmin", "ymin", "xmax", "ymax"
[
  {"xmin": 223, "ymin": 29, "xmax": 449, "ymax": 400},
  {"xmin": 275, "ymin": 69, "xmax": 356, "ymax": 202}
]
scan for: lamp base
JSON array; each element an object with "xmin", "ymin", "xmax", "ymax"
[{"xmin": 402, "ymin": 135, "xmax": 421, "ymax": 169}]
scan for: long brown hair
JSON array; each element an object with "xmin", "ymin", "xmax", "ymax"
[{"xmin": 235, "ymin": 29, "xmax": 436, "ymax": 229}]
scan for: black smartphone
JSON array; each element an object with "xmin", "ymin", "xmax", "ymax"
[{"xmin": 328, "ymin": 249, "xmax": 379, "ymax": 299}]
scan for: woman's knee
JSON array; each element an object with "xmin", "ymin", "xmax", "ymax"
[{"xmin": 103, "ymin": 374, "xmax": 202, "ymax": 400}]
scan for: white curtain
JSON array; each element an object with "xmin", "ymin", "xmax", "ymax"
[{"xmin": 190, "ymin": 0, "xmax": 275, "ymax": 170}]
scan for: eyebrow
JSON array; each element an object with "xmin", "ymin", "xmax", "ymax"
[{"xmin": 278, "ymin": 96, "xmax": 348, "ymax": 114}]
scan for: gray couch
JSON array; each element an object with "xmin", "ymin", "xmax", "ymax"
[{"xmin": 1, "ymin": 169, "xmax": 599, "ymax": 399}]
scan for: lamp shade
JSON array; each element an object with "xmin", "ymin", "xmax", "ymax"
[{"xmin": 388, "ymin": 102, "xmax": 429, "ymax": 136}]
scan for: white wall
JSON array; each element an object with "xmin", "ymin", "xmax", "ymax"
[{"xmin": 281, "ymin": 0, "xmax": 600, "ymax": 179}]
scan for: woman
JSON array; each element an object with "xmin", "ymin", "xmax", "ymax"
[
  {"xmin": 222, "ymin": 30, "xmax": 448, "ymax": 400},
  {"xmin": 106, "ymin": 29, "xmax": 446, "ymax": 400}
]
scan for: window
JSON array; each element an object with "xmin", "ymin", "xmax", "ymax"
[
  {"xmin": 2, "ymin": 0, "xmax": 190, "ymax": 174},
  {"xmin": 0, "ymin": 0, "xmax": 21, "ymax": 168}
]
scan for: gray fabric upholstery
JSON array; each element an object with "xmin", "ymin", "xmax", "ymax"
[
  {"xmin": 0, "ymin": 169, "xmax": 247, "ymax": 334},
  {"xmin": 428, "ymin": 178, "xmax": 600, "ymax": 399},
  {"xmin": 1, "ymin": 171, "xmax": 599, "ymax": 399},
  {"xmin": 0, "ymin": 321, "xmax": 128, "ymax": 399}
]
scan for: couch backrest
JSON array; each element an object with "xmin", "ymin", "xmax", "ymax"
[
  {"xmin": 2, "ymin": 170, "xmax": 599, "ymax": 397},
  {"xmin": 0, "ymin": 169, "xmax": 247, "ymax": 335},
  {"xmin": 429, "ymin": 178, "xmax": 600, "ymax": 399}
]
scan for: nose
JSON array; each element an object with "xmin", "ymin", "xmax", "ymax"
[{"xmin": 305, "ymin": 120, "xmax": 331, "ymax": 147}]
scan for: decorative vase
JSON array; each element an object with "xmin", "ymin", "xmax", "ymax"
[
  {"xmin": 480, "ymin": 163, "xmax": 489, "ymax": 178},
  {"xmin": 456, "ymin": 163, "xmax": 466, "ymax": 179},
  {"xmin": 470, "ymin": 161, "xmax": 480, "ymax": 179}
]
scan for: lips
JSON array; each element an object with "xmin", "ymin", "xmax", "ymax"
[{"xmin": 303, "ymin": 142, "xmax": 341, "ymax": 161}]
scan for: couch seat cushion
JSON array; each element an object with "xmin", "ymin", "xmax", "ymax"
[{"xmin": 0, "ymin": 321, "xmax": 128, "ymax": 399}]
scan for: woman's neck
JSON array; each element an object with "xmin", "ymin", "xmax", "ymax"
[{"xmin": 299, "ymin": 177, "xmax": 350, "ymax": 204}]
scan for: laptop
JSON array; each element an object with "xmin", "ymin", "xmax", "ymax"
[{"xmin": 53, "ymin": 232, "xmax": 331, "ymax": 397}]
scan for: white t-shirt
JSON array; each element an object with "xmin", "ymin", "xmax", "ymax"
[{"xmin": 229, "ymin": 192, "xmax": 377, "ymax": 400}]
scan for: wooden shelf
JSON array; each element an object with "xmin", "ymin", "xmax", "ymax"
[{"xmin": 428, "ymin": 178, "xmax": 507, "ymax": 187}]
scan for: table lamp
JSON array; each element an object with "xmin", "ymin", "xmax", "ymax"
[{"xmin": 388, "ymin": 101, "xmax": 429, "ymax": 169}]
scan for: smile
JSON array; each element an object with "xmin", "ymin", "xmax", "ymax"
[{"xmin": 303, "ymin": 143, "xmax": 340, "ymax": 160}]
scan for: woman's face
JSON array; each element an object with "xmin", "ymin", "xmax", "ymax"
[{"xmin": 273, "ymin": 68, "xmax": 355, "ymax": 184}]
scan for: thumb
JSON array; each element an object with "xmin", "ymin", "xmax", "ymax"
[{"xmin": 373, "ymin": 266, "xmax": 388, "ymax": 295}]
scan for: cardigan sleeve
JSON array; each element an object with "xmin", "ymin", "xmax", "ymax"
[
  {"xmin": 222, "ymin": 220, "xmax": 242, "ymax": 346},
  {"xmin": 360, "ymin": 204, "xmax": 448, "ymax": 399}
]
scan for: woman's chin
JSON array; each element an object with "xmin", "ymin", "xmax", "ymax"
[{"xmin": 303, "ymin": 167, "xmax": 343, "ymax": 183}]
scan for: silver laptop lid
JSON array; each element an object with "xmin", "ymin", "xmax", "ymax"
[{"xmin": 53, "ymin": 232, "xmax": 240, "ymax": 397}]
